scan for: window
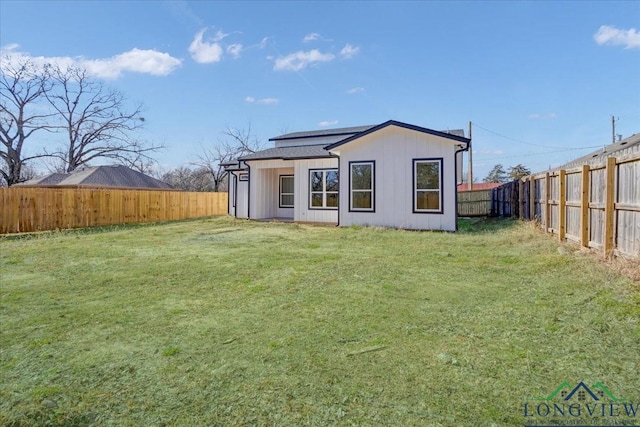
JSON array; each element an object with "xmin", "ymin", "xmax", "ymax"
[
  {"xmin": 349, "ymin": 161, "xmax": 374, "ymax": 212},
  {"xmin": 413, "ymin": 158, "xmax": 443, "ymax": 213},
  {"xmin": 279, "ymin": 175, "xmax": 294, "ymax": 208},
  {"xmin": 309, "ymin": 169, "xmax": 338, "ymax": 209}
]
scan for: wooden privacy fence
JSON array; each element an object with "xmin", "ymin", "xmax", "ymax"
[
  {"xmin": 490, "ymin": 152, "xmax": 640, "ymax": 258},
  {"xmin": 457, "ymin": 189, "xmax": 492, "ymax": 216},
  {"xmin": 0, "ymin": 187, "xmax": 228, "ymax": 234}
]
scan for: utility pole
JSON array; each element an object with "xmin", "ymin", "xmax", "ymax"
[
  {"xmin": 468, "ymin": 121, "xmax": 473, "ymax": 191},
  {"xmin": 611, "ymin": 115, "xmax": 616, "ymax": 144}
]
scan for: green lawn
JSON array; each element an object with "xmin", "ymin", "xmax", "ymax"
[{"xmin": 1, "ymin": 217, "xmax": 638, "ymax": 426}]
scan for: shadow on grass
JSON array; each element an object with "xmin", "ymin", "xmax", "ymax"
[
  {"xmin": 0, "ymin": 216, "xmax": 226, "ymax": 241},
  {"xmin": 457, "ymin": 216, "xmax": 519, "ymax": 233}
]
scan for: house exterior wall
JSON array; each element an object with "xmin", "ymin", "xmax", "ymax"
[
  {"xmin": 228, "ymin": 171, "xmax": 249, "ymax": 219},
  {"xmin": 332, "ymin": 126, "xmax": 460, "ymax": 231},
  {"xmin": 293, "ymin": 158, "xmax": 339, "ymax": 223}
]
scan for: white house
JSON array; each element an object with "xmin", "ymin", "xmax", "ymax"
[{"xmin": 224, "ymin": 120, "xmax": 470, "ymax": 231}]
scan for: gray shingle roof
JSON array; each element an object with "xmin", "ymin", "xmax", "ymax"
[
  {"xmin": 560, "ymin": 133, "xmax": 640, "ymax": 169},
  {"xmin": 18, "ymin": 165, "xmax": 173, "ymax": 189},
  {"xmin": 269, "ymin": 125, "xmax": 376, "ymax": 141},
  {"xmin": 239, "ymin": 144, "xmax": 333, "ymax": 161},
  {"xmin": 232, "ymin": 121, "xmax": 468, "ymax": 165}
]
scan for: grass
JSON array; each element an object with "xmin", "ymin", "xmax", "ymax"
[{"xmin": 1, "ymin": 216, "xmax": 638, "ymax": 426}]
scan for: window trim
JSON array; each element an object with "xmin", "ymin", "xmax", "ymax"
[
  {"xmin": 308, "ymin": 168, "xmax": 339, "ymax": 210},
  {"xmin": 412, "ymin": 158, "xmax": 444, "ymax": 214},
  {"xmin": 348, "ymin": 160, "xmax": 375, "ymax": 212},
  {"xmin": 279, "ymin": 175, "xmax": 294, "ymax": 208},
  {"xmin": 238, "ymin": 173, "xmax": 248, "ymax": 182}
]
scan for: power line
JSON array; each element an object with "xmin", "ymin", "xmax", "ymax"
[{"xmin": 471, "ymin": 122, "xmax": 601, "ymax": 151}]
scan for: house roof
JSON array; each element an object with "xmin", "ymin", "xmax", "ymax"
[
  {"xmin": 226, "ymin": 121, "xmax": 469, "ymax": 168},
  {"xmin": 325, "ymin": 120, "xmax": 470, "ymax": 150},
  {"xmin": 239, "ymin": 144, "xmax": 334, "ymax": 161},
  {"xmin": 269, "ymin": 125, "xmax": 376, "ymax": 141},
  {"xmin": 17, "ymin": 165, "xmax": 173, "ymax": 189},
  {"xmin": 559, "ymin": 132, "xmax": 640, "ymax": 169}
]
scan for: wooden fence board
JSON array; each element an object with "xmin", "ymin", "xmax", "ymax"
[
  {"xmin": 490, "ymin": 152, "xmax": 639, "ymax": 258},
  {"xmin": 0, "ymin": 188, "xmax": 228, "ymax": 234}
]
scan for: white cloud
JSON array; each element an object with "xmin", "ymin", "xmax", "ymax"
[
  {"xmin": 340, "ymin": 44, "xmax": 359, "ymax": 59},
  {"xmin": 346, "ymin": 87, "xmax": 364, "ymax": 94},
  {"xmin": 318, "ymin": 120, "xmax": 338, "ymax": 127},
  {"xmin": 259, "ymin": 37, "xmax": 269, "ymax": 48},
  {"xmin": 227, "ymin": 43, "xmax": 243, "ymax": 59},
  {"xmin": 303, "ymin": 33, "xmax": 321, "ymax": 43},
  {"xmin": 0, "ymin": 44, "xmax": 182, "ymax": 79},
  {"xmin": 528, "ymin": 113, "xmax": 557, "ymax": 120},
  {"xmin": 273, "ymin": 49, "xmax": 335, "ymax": 71},
  {"xmin": 189, "ymin": 28, "xmax": 224, "ymax": 63},
  {"xmin": 594, "ymin": 25, "xmax": 640, "ymax": 49},
  {"xmin": 245, "ymin": 96, "xmax": 279, "ymax": 105}
]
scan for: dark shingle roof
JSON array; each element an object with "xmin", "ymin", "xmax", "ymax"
[
  {"xmin": 239, "ymin": 144, "xmax": 333, "ymax": 161},
  {"xmin": 269, "ymin": 125, "xmax": 376, "ymax": 141},
  {"xmin": 233, "ymin": 121, "xmax": 468, "ymax": 164},
  {"xmin": 18, "ymin": 165, "xmax": 173, "ymax": 189}
]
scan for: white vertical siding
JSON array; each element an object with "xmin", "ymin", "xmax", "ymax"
[
  {"xmin": 333, "ymin": 126, "xmax": 461, "ymax": 231},
  {"xmin": 293, "ymin": 158, "xmax": 339, "ymax": 223},
  {"xmin": 228, "ymin": 171, "xmax": 249, "ymax": 218}
]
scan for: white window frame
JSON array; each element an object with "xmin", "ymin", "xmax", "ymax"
[
  {"xmin": 413, "ymin": 158, "xmax": 443, "ymax": 214},
  {"xmin": 309, "ymin": 169, "xmax": 338, "ymax": 210},
  {"xmin": 279, "ymin": 175, "xmax": 294, "ymax": 208},
  {"xmin": 349, "ymin": 161, "xmax": 375, "ymax": 212}
]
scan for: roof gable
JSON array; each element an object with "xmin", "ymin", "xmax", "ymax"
[{"xmin": 325, "ymin": 120, "xmax": 470, "ymax": 150}]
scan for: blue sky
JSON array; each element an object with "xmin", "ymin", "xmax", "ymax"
[{"xmin": 1, "ymin": 0, "xmax": 639, "ymax": 179}]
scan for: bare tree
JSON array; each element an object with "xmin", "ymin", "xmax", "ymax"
[
  {"xmin": 0, "ymin": 58, "xmax": 55, "ymax": 186},
  {"xmin": 161, "ymin": 166, "xmax": 214, "ymax": 191},
  {"xmin": 44, "ymin": 66, "xmax": 161, "ymax": 172},
  {"xmin": 194, "ymin": 125, "xmax": 262, "ymax": 192}
]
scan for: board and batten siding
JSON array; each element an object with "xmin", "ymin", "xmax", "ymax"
[
  {"xmin": 246, "ymin": 160, "xmax": 294, "ymax": 219},
  {"xmin": 294, "ymin": 158, "xmax": 339, "ymax": 223},
  {"xmin": 228, "ymin": 171, "xmax": 249, "ymax": 219},
  {"xmin": 332, "ymin": 126, "xmax": 460, "ymax": 231}
]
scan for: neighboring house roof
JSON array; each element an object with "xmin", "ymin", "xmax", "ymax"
[
  {"xmin": 17, "ymin": 165, "xmax": 173, "ymax": 189},
  {"xmin": 559, "ymin": 132, "xmax": 640, "ymax": 169},
  {"xmin": 457, "ymin": 182, "xmax": 502, "ymax": 192},
  {"xmin": 325, "ymin": 120, "xmax": 470, "ymax": 150},
  {"xmin": 239, "ymin": 144, "xmax": 334, "ymax": 161}
]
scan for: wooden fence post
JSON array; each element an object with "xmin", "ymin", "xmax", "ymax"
[
  {"xmin": 529, "ymin": 176, "xmax": 535, "ymax": 221},
  {"xmin": 604, "ymin": 157, "xmax": 616, "ymax": 258},
  {"xmin": 580, "ymin": 165, "xmax": 590, "ymax": 248},
  {"xmin": 518, "ymin": 179, "xmax": 524, "ymax": 219},
  {"xmin": 544, "ymin": 172, "xmax": 550, "ymax": 233},
  {"xmin": 558, "ymin": 169, "xmax": 566, "ymax": 241}
]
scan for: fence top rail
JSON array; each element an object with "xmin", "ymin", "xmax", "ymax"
[
  {"xmin": 457, "ymin": 189, "xmax": 493, "ymax": 194},
  {"xmin": 9, "ymin": 185, "xmax": 181, "ymax": 192},
  {"xmin": 528, "ymin": 151, "xmax": 640, "ymax": 180}
]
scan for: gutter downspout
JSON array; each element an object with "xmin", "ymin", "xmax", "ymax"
[
  {"xmin": 454, "ymin": 139, "xmax": 471, "ymax": 231},
  {"xmin": 245, "ymin": 161, "xmax": 251, "ymax": 220},
  {"xmin": 328, "ymin": 151, "xmax": 340, "ymax": 226}
]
